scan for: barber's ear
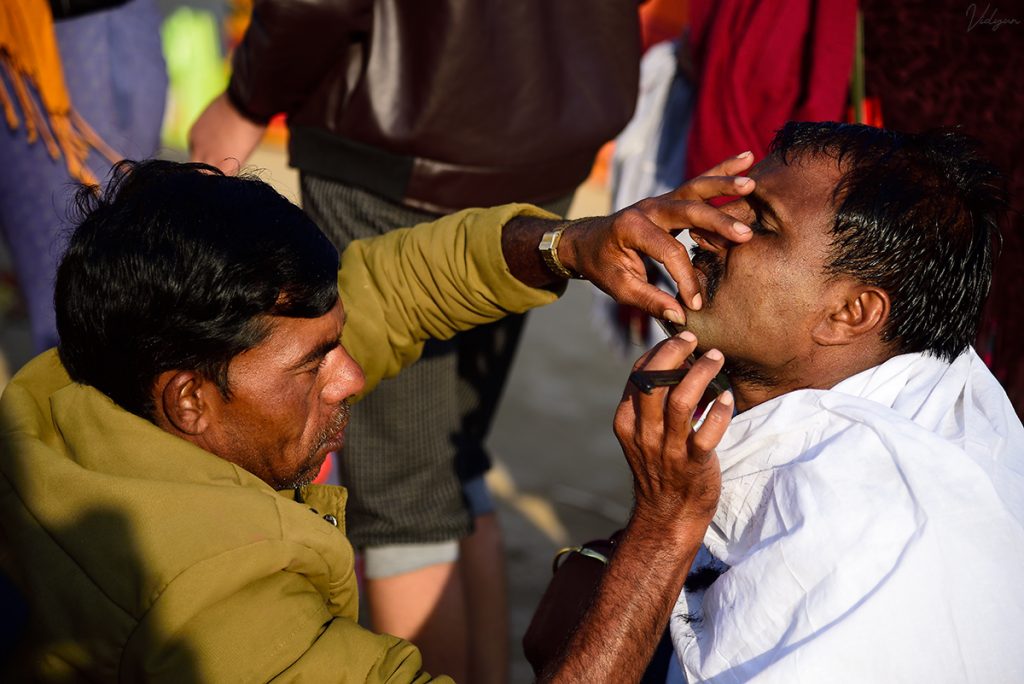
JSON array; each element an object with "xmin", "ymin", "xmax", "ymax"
[
  {"xmin": 154, "ymin": 371, "xmax": 216, "ymax": 435},
  {"xmin": 812, "ymin": 286, "xmax": 889, "ymax": 346}
]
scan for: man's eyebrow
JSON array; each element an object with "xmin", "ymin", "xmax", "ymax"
[
  {"xmin": 746, "ymin": 189, "xmax": 784, "ymax": 227},
  {"xmin": 292, "ymin": 338, "xmax": 341, "ymax": 370}
]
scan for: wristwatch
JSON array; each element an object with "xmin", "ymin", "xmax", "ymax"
[{"xmin": 538, "ymin": 228, "xmax": 583, "ymax": 279}]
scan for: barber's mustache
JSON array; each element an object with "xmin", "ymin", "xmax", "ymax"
[{"xmin": 314, "ymin": 401, "xmax": 352, "ymax": 450}]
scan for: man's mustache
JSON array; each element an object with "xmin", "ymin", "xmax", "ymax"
[
  {"xmin": 313, "ymin": 401, "xmax": 352, "ymax": 451},
  {"xmin": 690, "ymin": 245, "xmax": 724, "ymax": 303}
]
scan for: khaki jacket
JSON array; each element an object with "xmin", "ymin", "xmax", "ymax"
[{"xmin": 0, "ymin": 205, "xmax": 557, "ymax": 681}]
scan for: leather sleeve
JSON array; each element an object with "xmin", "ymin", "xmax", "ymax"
[{"xmin": 227, "ymin": 0, "xmax": 373, "ymax": 123}]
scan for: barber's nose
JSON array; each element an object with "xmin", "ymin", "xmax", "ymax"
[{"xmin": 322, "ymin": 347, "xmax": 365, "ymax": 404}]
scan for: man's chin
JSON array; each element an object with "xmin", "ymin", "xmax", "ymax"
[
  {"xmin": 286, "ymin": 467, "xmax": 323, "ymax": 490},
  {"xmin": 282, "ymin": 449, "xmax": 332, "ymax": 490},
  {"xmin": 680, "ymin": 311, "xmax": 713, "ymax": 349},
  {"xmin": 288, "ymin": 474, "xmax": 317, "ymax": 489}
]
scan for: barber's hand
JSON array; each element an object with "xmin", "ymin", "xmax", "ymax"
[
  {"xmin": 189, "ymin": 93, "xmax": 267, "ymax": 175},
  {"xmin": 558, "ymin": 152, "xmax": 756, "ymax": 324},
  {"xmin": 614, "ymin": 331, "xmax": 733, "ymax": 525}
]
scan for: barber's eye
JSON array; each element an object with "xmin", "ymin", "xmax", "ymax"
[{"xmin": 305, "ymin": 358, "xmax": 327, "ymax": 375}]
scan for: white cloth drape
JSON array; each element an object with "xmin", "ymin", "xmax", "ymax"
[{"xmin": 671, "ymin": 349, "xmax": 1024, "ymax": 683}]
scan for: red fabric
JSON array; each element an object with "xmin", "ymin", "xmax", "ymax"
[
  {"xmin": 313, "ymin": 451, "xmax": 334, "ymax": 484},
  {"xmin": 685, "ymin": 0, "xmax": 857, "ymax": 178},
  {"xmin": 846, "ymin": 97, "xmax": 884, "ymax": 128}
]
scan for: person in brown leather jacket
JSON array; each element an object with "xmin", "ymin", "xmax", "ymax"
[{"xmin": 190, "ymin": 3, "xmax": 641, "ymax": 680}]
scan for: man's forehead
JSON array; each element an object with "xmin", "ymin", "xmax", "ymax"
[
  {"xmin": 235, "ymin": 302, "xmax": 345, "ymax": 367},
  {"xmin": 748, "ymin": 154, "xmax": 843, "ymax": 225}
]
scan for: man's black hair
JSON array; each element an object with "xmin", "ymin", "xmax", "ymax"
[
  {"xmin": 770, "ymin": 121, "xmax": 1006, "ymax": 361},
  {"xmin": 55, "ymin": 160, "xmax": 340, "ymax": 418}
]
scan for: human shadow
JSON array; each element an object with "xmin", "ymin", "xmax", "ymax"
[{"xmin": 0, "ymin": 411, "xmax": 201, "ymax": 681}]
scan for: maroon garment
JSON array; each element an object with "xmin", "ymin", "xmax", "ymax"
[
  {"xmin": 862, "ymin": 0, "xmax": 1024, "ymax": 415},
  {"xmin": 684, "ymin": 0, "xmax": 856, "ymax": 179}
]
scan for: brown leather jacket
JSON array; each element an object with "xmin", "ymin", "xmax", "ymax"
[{"xmin": 228, "ymin": 0, "xmax": 641, "ymax": 213}]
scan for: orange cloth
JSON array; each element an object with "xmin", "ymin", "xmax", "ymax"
[
  {"xmin": 0, "ymin": 0, "xmax": 119, "ymax": 185},
  {"xmin": 639, "ymin": 0, "xmax": 689, "ymax": 52}
]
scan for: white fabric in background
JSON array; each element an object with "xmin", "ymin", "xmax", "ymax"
[
  {"xmin": 609, "ymin": 40, "xmax": 687, "ymax": 210},
  {"xmin": 596, "ymin": 40, "xmax": 695, "ymax": 356},
  {"xmin": 671, "ymin": 349, "xmax": 1024, "ymax": 683}
]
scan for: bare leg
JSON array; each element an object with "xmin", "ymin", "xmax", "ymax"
[
  {"xmin": 365, "ymin": 561, "xmax": 469, "ymax": 681},
  {"xmin": 460, "ymin": 513, "xmax": 509, "ymax": 684}
]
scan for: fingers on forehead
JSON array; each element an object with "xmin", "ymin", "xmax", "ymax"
[
  {"xmin": 685, "ymin": 202, "xmax": 748, "ymax": 239},
  {"xmin": 636, "ymin": 201, "xmax": 690, "ymax": 233},
  {"xmin": 642, "ymin": 200, "xmax": 734, "ymax": 236},
  {"xmin": 670, "ymin": 176, "xmax": 754, "ymax": 202},
  {"xmin": 695, "ymin": 176, "xmax": 755, "ymax": 201},
  {"xmin": 702, "ymin": 153, "xmax": 755, "ymax": 177}
]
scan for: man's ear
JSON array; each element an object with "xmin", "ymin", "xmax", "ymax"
[
  {"xmin": 153, "ymin": 370, "xmax": 217, "ymax": 436},
  {"xmin": 812, "ymin": 284, "xmax": 890, "ymax": 346}
]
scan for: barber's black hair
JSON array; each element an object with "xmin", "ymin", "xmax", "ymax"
[
  {"xmin": 55, "ymin": 160, "xmax": 340, "ymax": 418},
  {"xmin": 769, "ymin": 121, "xmax": 1006, "ymax": 361}
]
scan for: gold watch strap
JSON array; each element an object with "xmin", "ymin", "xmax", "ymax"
[{"xmin": 539, "ymin": 228, "xmax": 582, "ymax": 279}]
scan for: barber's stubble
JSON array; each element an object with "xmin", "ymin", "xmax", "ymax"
[{"xmin": 288, "ymin": 401, "xmax": 352, "ymax": 489}]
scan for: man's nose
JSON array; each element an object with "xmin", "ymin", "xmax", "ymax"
[
  {"xmin": 719, "ymin": 198, "xmax": 754, "ymax": 225},
  {"xmin": 322, "ymin": 349, "xmax": 365, "ymax": 404},
  {"xmin": 691, "ymin": 200, "xmax": 753, "ymax": 254}
]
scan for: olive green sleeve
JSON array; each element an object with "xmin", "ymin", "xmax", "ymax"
[
  {"xmin": 125, "ymin": 564, "xmax": 450, "ymax": 683},
  {"xmin": 338, "ymin": 203, "xmax": 561, "ymax": 398}
]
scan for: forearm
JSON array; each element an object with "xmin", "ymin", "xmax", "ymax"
[
  {"xmin": 541, "ymin": 513, "xmax": 707, "ymax": 682},
  {"xmin": 501, "ymin": 215, "xmax": 567, "ymax": 289},
  {"xmin": 340, "ymin": 205, "xmax": 561, "ymax": 396},
  {"xmin": 500, "ymin": 214, "xmax": 602, "ymax": 289},
  {"xmin": 546, "ymin": 333, "xmax": 733, "ymax": 680}
]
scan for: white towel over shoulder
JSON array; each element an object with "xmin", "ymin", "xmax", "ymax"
[{"xmin": 671, "ymin": 349, "xmax": 1024, "ymax": 683}]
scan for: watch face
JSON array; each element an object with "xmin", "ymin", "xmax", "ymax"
[
  {"xmin": 539, "ymin": 230, "xmax": 575, "ymax": 279},
  {"xmin": 539, "ymin": 231, "xmax": 560, "ymax": 251}
]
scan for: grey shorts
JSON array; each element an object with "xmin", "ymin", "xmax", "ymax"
[
  {"xmin": 362, "ymin": 476, "xmax": 496, "ymax": 579},
  {"xmin": 302, "ymin": 176, "xmax": 568, "ymax": 548}
]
